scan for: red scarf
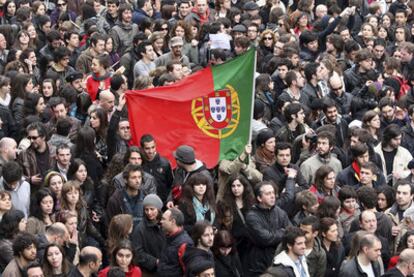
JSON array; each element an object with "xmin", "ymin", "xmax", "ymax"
[
  {"xmin": 352, "ymin": 161, "xmax": 361, "ymax": 182},
  {"xmin": 191, "ymin": 6, "xmax": 211, "ymax": 25}
]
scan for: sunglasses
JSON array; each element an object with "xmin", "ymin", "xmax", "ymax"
[
  {"xmin": 27, "ymin": 135, "xmax": 39, "ymax": 140},
  {"xmin": 263, "ymin": 37, "xmax": 273, "ymax": 40},
  {"xmin": 57, "ymin": 2, "xmax": 67, "ymax": 6}
]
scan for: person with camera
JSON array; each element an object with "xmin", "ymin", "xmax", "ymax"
[{"xmin": 300, "ymin": 131, "xmax": 343, "ymax": 186}]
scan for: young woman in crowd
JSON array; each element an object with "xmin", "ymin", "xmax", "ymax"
[
  {"xmin": 59, "ymin": 180, "xmax": 104, "ymax": 248},
  {"xmin": 42, "ymin": 243, "xmax": 73, "ymax": 276},
  {"xmin": 376, "ymin": 185, "xmax": 395, "ymax": 212},
  {"xmin": 40, "ymin": 78, "xmax": 58, "ymax": 104},
  {"xmin": 10, "ymin": 73, "xmax": 35, "ymax": 132},
  {"xmin": 85, "ymin": 54, "xmax": 112, "ymax": 101},
  {"xmin": 132, "ymin": 194, "xmax": 166, "ymax": 275},
  {"xmin": 44, "ymin": 171, "xmax": 65, "ymax": 212},
  {"xmin": 107, "ymin": 214, "xmax": 133, "ymax": 254},
  {"xmin": 23, "ymin": 92, "xmax": 46, "ymax": 120},
  {"xmin": 218, "ymin": 174, "xmax": 254, "ymax": 261},
  {"xmin": 98, "ymin": 240, "xmax": 142, "ymax": 277},
  {"xmin": 1, "ymin": 0, "xmax": 16, "ymax": 25},
  {"xmin": 320, "ymin": 217, "xmax": 345, "ymax": 277},
  {"xmin": 309, "ymin": 165, "xmax": 339, "ymax": 203},
  {"xmin": 362, "ymin": 110, "xmax": 381, "ymax": 144},
  {"xmin": 0, "ymin": 210, "xmax": 26, "ymax": 272},
  {"xmin": 150, "ymin": 32, "xmax": 165, "ymax": 58},
  {"xmin": 73, "ymin": 127, "xmax": 104, "ymax": 184},
  {"xmin": 89, "ymin": 108, "xmax": 109, "ymax": 164},
  {"xmin": 67, "ymin": 158, "xmax": 104, "ymax": 229},
  {"xmin": 178, "ymin": 173, "xmax": 216, "ymax": 232},
  {"xmin": 26, "ymin": 188, "xmax": 55, "ymax": 235},
  {"xmin": 0, "ymin": 191, "xmax": 12, "ymax": 221},
  {"xmin": 212, "ymin": 229, "xmax": 243, "ymax": 277}
]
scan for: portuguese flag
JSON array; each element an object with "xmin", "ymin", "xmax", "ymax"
[{"xmin": 126, "ymin": 48, "xmax": 256, "ymax": 168}]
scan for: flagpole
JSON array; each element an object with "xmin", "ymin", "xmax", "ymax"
[{"xmin": 248, "ymin": 47, "xmax": 257, "ymax": 145}]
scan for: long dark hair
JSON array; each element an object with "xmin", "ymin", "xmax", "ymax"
[
  {"xmin": 10, "ymin": 73, "xmax": 32, "ymax": 106},
  {"xmin": 317, "ymin": 196, "xmax": 340, "ymax": 219},
  {"xmin": 111, "ymin": 239, "xmax": 135, "ymax": 267},
  {"xmin": 42, "ymin": 243, "xmax": 71, "ymax": 275},
  {"xmin": 314, "ymin": 165, "xmax": 335, "ymax": 192},
  {"xmin": 89, "ymin": 107, "xmax": 108, "ymax": 140},
  {"xmin": 67, "ymin": 158, "xmax": 94, "ymax": 191},
  {"xmin": 212, "ymin": 229, "xmax": 236, "ymax": 256},
  {"xmin": 397, "ymin": 230, "xmax": 414, "ymax": 254},
  {"xmin": 181, "ymin": 173, "xmax": 216, "ymax": 218},
  {"xmin": 0, "ymin": 210, "xmax": 25, "ymax": 240},
  {"xmin": 24, "ymin": 92, "xmax": 43, "ymax": 117},
  {"xmin": 223, "ymin": 173, "xmax": 255, "ymax": 211},
  {"xmin": 74, "ymin": 126, "xmax": 96, "ymax": 156},
  {"xmin": 30, "ymin": 188, "xmax": 54, "ymax": 221}
]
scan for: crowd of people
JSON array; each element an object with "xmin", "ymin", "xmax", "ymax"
[{"xmin": 2, "ymin": 0, "xmax": 414, "ymax": 276}]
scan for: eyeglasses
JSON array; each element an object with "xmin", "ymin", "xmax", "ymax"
[
  {"xmin": 263, "ymin": 37, "xmax": 273, "ymax": 40},
  {"xmin": 27, "ymin": 135, "xmax": 39, "ymax": 140}
]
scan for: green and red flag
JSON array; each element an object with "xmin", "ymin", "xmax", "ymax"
[{"xmin": 125, "ymin": 48, "xmax": 256, "ymax": 168}]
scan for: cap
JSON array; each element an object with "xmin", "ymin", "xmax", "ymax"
[
  {"xmin": 232, "ymin": 24, "xmax": 247, "ymax": 33},
  {"xmin": 170, "ymin": 36, "xmax": 184, "ymax": 47},
  {"xmin": 66, "ymin": 71, "xmax": 83, "ymax": 83},
  {"xmin": 143, "ymin": 194, "xmax": 163, "ymax": 210},
  {"xmin": 243, "ymin": 1, "xmax": 259, "ymax": 10},
  {"xmin": 173, "ymin": 145, "xmax": 195, "ymax": 164}
]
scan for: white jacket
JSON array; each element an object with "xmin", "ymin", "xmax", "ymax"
[
  {"xmin": 273, "ymin": 250, "xmax": 310, "ymax": 277},
  {"xmin": 374, "ymin": 144, "xmax": 413, "ymax": 186}
]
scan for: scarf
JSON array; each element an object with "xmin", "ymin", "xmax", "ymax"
[
  {"xmin": 255, "ymin": 147, "xmax": 276, "ymax": 167},
  {"xmin": 91, "ymin": 72, "xmax": 111, "ymax": 81},
  {"xmin": 192, "ymin": 197, "xmax": 215, "ymax": 223},
  {"xmin": 352, "ymin": 161, "xmax": 361, "ymax": 182}
]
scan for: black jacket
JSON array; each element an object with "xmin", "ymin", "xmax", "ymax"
[
  {"xmin": 402, "ymin": 123, "xmax": 414, "ymax": 156},
  {"xmin": 182, "ymin": 246, "xmax": 215, "ymax": 277},
  {"xmin": 339, "ymin": 256, "xmax": 381, "ymax": 277},
  {"xmin": 157, "ymin": 229, "xmax": 194, "ymax": 277},
  {"xmin": 132, "ymin": 216, "xmax": 166, "ymax": 273},
  {"xmin": 323, "ymin": 241, "xmax": 346, "ymax": 277},
  {"xmin": 344, "ymin": 66, "xmax": 369, "ymax": 95},
  {"xmin": 244, "ymin": 204, "xmax": 291, "ymax": 276},
  {"xmin": 263, "ymin": 163, "xmax": 307, "ymax": 216},
  {"xmin": 382, "ymin": 267, "xmax": 406, "ymax": 277},
  {"xmin": 142, "ymin": 153, "xmax": 174, "ymax": 203},
  {"xmin": 214, "ymin": 252, "xmax": 243, "ymax": 277},
  {"xmin": 336, "ymin": 164, "xmax": 386, "ymax": 188}
]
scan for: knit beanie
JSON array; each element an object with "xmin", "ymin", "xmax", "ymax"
[
  {"xmin": 256, "ymin": 128, "xmax": 275, "ymax": 147},
  {"xmin": 143, "ymin": 194, "xmax": 163, "ymax": 210}
]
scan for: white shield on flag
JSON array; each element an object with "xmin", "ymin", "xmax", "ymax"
[{"xmin": 209, "ymin": 97, "xmax": 227, "ymax": 122}]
